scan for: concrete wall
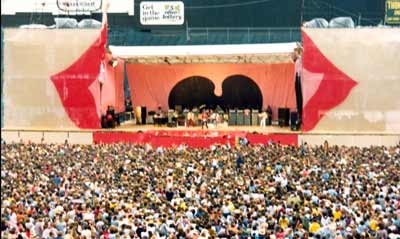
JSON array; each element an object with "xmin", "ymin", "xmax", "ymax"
[
  {"xmin": 1, "ymin": 130, "xmax": 93, "ymax": 144},
  {"xmin": 299, "ymin": 134, "xmax": 400, "ymax": 147}
]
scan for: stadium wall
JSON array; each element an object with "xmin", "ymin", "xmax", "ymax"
[
  {"xmin": 1, "ymin": 28, "xmax": 4, "ymax": 128},
  {"xmin": 302, "ymin": 28, "xmax": 400, "ymax": 133}
]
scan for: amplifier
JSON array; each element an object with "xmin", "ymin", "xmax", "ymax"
[
  {"xmin": 244, "ymin": 109, "xmax": 251, "ymax": 126},
  {"xmin": 278, "ymin": 108, "xmax": 290, "ymax": 127},
  {"xmin": 228, "ymin": 109, "xmax": 237, "ymax": 126},
  {"xmin": 251, "ymin": 109, "xmax": 259, "ymax": 126},
  {"xmin": 237, "ymin": 109, "xmax": 244, "ymax": 125}
]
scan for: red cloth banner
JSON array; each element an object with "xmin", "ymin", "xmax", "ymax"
[
  {"xmin": 51, "ymin": 24, "xmax": 108, "ymax": 129},
  {"xmin": 301, "ymin": 30, "xmax": 357, "ymax": 131},
  {"xmin": 93, "ymin": 130, "xmax": 298, "ymax": 148},
  {"xmin": 102, "ymin": 54, "xmax": 125, "ymax": 114}
]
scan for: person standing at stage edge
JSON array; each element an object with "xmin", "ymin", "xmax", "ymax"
[
  {"xmin": 259, "ymin": 110, "xmax": 268, "ymax": 128},
  {"xmin": 201, "ymin": 110, "xmax": 208, "ymax": 129}
]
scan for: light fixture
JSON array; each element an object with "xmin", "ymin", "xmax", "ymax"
[{"xmin": 108, "ymin": 59, "xmax": 118, "ymax": 68}]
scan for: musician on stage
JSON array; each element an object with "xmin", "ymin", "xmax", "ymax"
[
  {"xmin": 259, "ymin": 110, "xmax": 268, "ymax": 128},
  {"xmin": 201, "ymin": 110, "xmax": 208, "ymax": 129},
  {"xmin": 155, "ymin": 106, "xmax": 163, "ymax": 117},
  {"xmin": 186, "ymin": 110, "xmax": 196, "ymax": 127},
  {"xmin": 210, "ymin": 110, "xmax": 218, "ymax": 127},
  {"xmin": 105, "ymin": 105, "xmax": 116, "ymax": 128},
  {"xmin": 154, "ymin": 106, "xmax": 165, "ymax": 127},
  {"xmin": 124, "ymin": 97, "xmax": 133, "ymax": 112},
  {"xmin": 172, "ymin": 109, "xmax": 179, "ymax": 126}
]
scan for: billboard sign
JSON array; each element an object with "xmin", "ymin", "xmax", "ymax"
[
  {"xmin": 386, "ymin": 0, "xmax": 400, "ymax": 24},
  {"xmin": 57, "ymin": 0, "xmax": 102, "ymax": 12},
  {"xmin": 140, "ymin": 1, "xmax": 184, "ymax": 25},
  {"xmin": 1, "ymin": 0, "xmax": 134, "ymax": 16}
]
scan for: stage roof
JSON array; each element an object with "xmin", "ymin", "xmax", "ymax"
[{"xmin": 109, "ymin": 43, "xmax": 298, "ymax": 64}]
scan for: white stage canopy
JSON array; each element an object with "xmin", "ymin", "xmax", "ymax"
[
  {"xmin": 110, "ymin": 43, "xmax": 297, "ymax": 57},
  {"xmin": 109, "ymin": 43, "xmax": 298, "ymax": 64}
]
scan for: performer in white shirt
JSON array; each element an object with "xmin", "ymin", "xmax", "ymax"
[
  {"xmin": 186, "ymin": 110, "xmax": 195, "ymax": 127},
  {"xmin": 210, "ymin": 110, "xmax": 218, "ymax": 127},
  {"xmin": 259, "ymin": 110, "xmax": 268, "ymax": 128}
]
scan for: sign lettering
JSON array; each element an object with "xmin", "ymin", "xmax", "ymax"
[
  {"xmin": 140, "ymin": 1, "xmax": 184, "ymax": 25},
  {"xmin": 386, "ymin": 0, "xmax": 400, "ymax": 24}
]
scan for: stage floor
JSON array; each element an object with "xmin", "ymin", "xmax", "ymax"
[
  {"xmin": 2, "ymin": 120, "xmax": 399, "ymax": 147},
  {"xmin": 116, "ymin": 121, "xmax": 297, "ymax": 134}
]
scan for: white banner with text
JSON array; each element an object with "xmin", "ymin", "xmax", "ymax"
[{"xmin": 140, "ymin": 1, "xmax": 184, "ymax": 25}]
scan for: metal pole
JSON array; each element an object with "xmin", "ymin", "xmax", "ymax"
[
  {"xmin": 301, "ymin": 0, "xmax": 305, "ymax": 25},
  {"xmin": 384, "ymin": 0, "xmax": 387, "ymax": 25},
  {"xmin": 186, "ymin": 20, "xmax": 190, "ymax": 41},
  {"xmin": 100, "ymin": 83, "xmax": 103, "ymax": 112}
]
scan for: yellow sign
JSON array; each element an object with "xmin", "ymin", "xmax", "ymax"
[{"xmin": 386, "ymin": 0, "xmax": 400, "ymax": 24}]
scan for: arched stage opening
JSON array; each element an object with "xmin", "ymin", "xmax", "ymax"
[
  {"xmin": 168, "ymin": 75, "xmax": 263, "ymax": 110},
  {"xmin": 168, "ymin": 76, "xmax": 217, "ymax": 110},
  {"xmin": 220, "ymin": 75, "xmax": 263, "ymax": 110}
]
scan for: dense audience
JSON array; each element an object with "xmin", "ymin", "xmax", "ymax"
[{"xmin": 1, "ymin": 140, "xmax": 399, "ymax": 239}]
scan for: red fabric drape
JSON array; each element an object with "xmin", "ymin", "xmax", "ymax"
[
  {"xmin": 114, "ymin": 58, "xmax": 125, "ymax": 113},
  {"xmin": 93, "ymin": 131, "xmax": 298, "ymax": 148},
  {"xmin": 102, "ymin": 55, "xmax": 125, "ymax": 114},
  {"xmin": 301, "ymin": 31, "xmax": 357, "ymax": 131},
  {"xmin": 51, "ymin": 23, "xmax": 108, "ymax": 129},
  {"xmin": 126, "ymin": 63, "xmax": 296, "ymax": 119}
]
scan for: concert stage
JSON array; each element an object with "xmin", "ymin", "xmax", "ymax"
[
  {"xmin": 93, "ymin": 123, "xmax": 298, "ymax": 147},
  {"xmin": 2, "ymin": 122, "xmax": 399, "ymax": 148}
]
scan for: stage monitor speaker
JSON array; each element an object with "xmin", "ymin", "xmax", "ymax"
[
  {"xmin": 251, "ymin": 109, "xmax": 259, "ymax": 126},
  {"xmin": 167, "ymin": 122, "xmax": 176, "ymax": 128},
  {"xmin": 228, "ymin": 109, "xmax": 237, "ymax": 126},
  {"xmin": 237, "ymin": 109, "xmax": 244, "ymax": 125},
  {"xmin": 290, "ymin": 111, "xmax": 299, "ymax": 131},
  {"xmin": 278, "ymin": 108, "xmax": 290, "ymax": 127},
  {"xmin": 244, "ymin": 109, "xmax": 251, "ymax": 126},
  {"xmin": 141, "ymin": 106, "xmax": 147, "ymax": 125}
]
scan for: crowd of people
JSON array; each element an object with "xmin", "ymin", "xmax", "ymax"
[{"xmin": 1, "ymin": 140, "xmax": 399, "ymax": 239}]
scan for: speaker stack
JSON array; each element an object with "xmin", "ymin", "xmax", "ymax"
[
  {"xmin": 278, "ymin": 108, "xmax": 290, "ymax": 127},
  {"xmin": 237, "ymin": 109, "xmax": 244, "ymax": 125},
  {"xmin": 141, "ymin": 107, "xmax": 147, "ymax": 125},
  {"xmin": 244, "ymin": 109, "xmax": 251, "ymax": 126},
  {"xmin": 251, "ymin": 109, "xmax": 259, "ymax": 126},
  {"xmin": 290, "ymin": 111, "xmax": 299, "ymax": 131},
  {"xmin": 229, "ymin": 109, "xmax": 237, "ymax": 126}
]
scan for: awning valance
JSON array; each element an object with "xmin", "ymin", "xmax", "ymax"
[{"xmin": 109, "ymin": 43, "xmax": 298, "ymax": 64}]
